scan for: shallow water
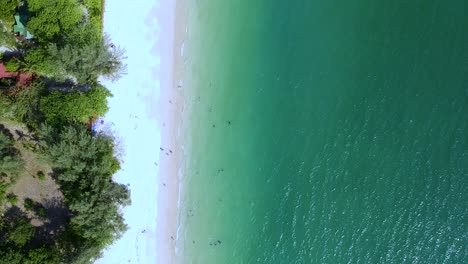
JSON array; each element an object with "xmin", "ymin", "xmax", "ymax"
[{"xmin": 178, "ymin": 1, "xmax": 468, "ymax": 263}]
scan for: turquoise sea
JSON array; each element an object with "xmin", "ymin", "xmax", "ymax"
[{"xmin": 178, "ymin": 0, "xmax": 468, "ymax": 263}]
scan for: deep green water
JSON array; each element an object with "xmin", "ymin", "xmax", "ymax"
[{"xmin": 179, "ymin": 1, "xmax": 468, "ymax": 263}]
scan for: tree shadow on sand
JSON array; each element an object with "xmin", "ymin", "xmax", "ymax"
[
  {"xmin": 42, "ymin": 77, "xmax": 91, "ymax": 93},
  {"xmin": 0, "ymin": 124, "xmax": 14, "ymax": 140},
  {"xmin": 0, "ymin": 198, "xmax": 71, "ymax": 250},
  {"xmin": 0, "ymin": 206, "xmax": 30, "ymax": 242},
  {"xmin": 28, "ymin": 197, "xmax": 71, "ymax": 248}
]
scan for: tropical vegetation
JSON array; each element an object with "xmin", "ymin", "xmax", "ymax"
[{"xmin": 0, "ymin": 0, "xmax": 130, "ymax": 263}]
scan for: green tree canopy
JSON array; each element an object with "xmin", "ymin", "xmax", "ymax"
[
  {"xmin": 39, "ymin": 85, "xmax": 111, "ymax": 125},
  {"xmin": 6, "ymin": 219, "xmax": 35, "ymax": 247},
  {"xmin": 65, "ymin": 21, "xmax": 101, "ymax": 48},
  {"xmin": 24, "ymin": 247, "xmax": 58, "ymax": 264},
  {"xmin": 1, "ymin": 0, "xmax": 130, "ymax": 263},
  {"xmin": 0, "ymin": 0, "xmax": 17, "ymax": 26},
  {"xmin": 0, "ymin": 27, "xmax": 16, "ymax": 47},
  {"xmin": 0, "ymin": 130, "xmax": 24, "ymax": 177},
  {"xmin": 0, "ymin": 0, "xmax": 17, "ymax": 47},
  {"xmin": 40, "ymin": 125, "xmax": 129, "ymax": 262},
  {"xmin": 26, "ymin": 0, "xmax": 83, "ymax": 42},
  {"xmin": 0, "ymin": 219, "xmax": 57, "ymax": 263},
  {"xmin": 8, "ymin": 82, "xmax": 45, "ymax": 128},
  {"xmin": 0, "ymin": 249, "xmax": 23, "ymax": 264},
  {"xmin": 25, "ymin": 35, "xmax": 127, "ymax": 83}
]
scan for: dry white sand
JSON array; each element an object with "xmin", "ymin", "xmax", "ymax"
[{"xmin": 96, "ymin": 0, "xmax": 182, "ymax": 263}]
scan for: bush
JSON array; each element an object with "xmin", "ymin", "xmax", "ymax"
[
  {"xmin": 24, "ymin": 198, "xmax": 48, "ymax": 219},
  {"xmin": 0, "ymin": 94, "xmax": 16, "ymax": 120},
  {"xmin": 36, "ymin": 207, "xmax": 47, "ymax": 219},
  {"xmin": 37, "ymin": 171, "xmax": 45, "ymax": 181},
  {"xmin": 7, "ymin": 219, "xmax": 35, "ymax": 247},
  {"xmin": 23, "ymin": 198, "xmax": 34, "ymax": 211},
  {"xmin": 6, "ymin": 193, "xmax": 18, "ymax": 205},
  {"xmin": 0, "ymin": 131, "xmax": 24, "ymax": 177},
  {"xmin": 4, "ymin": 58, "xmax": 20, "ymax": 72},
  {"xmin": 0, "ymin": 182, "xmax": 8, "ymax": 205}
]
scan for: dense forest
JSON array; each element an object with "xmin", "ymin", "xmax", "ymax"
[{"xmin": 0, "ymin": 0, "xmax": 130, "ymax": 263}]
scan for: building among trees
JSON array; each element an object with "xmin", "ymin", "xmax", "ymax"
[{"xmin": 13, "ymin": 13, "xmax": 33, "ymax": 40}]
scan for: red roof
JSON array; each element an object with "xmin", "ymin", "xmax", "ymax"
[{"xmin": 0, "ymin": 62, "xmax": 33, "ymax": 88}]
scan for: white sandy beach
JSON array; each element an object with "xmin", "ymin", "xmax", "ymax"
[{"xmin": 95, "ymin": 0, "xmax": 182, "ymax": 263}]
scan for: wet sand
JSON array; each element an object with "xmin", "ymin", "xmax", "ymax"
[{"xmin": 154, "ymin": 0, "xmax": 188, "ymax": 262}]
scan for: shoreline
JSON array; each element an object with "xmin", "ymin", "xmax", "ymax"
[{"xmin": 155, "ymin": 0, "xmax": 190, "ymax": 262}]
